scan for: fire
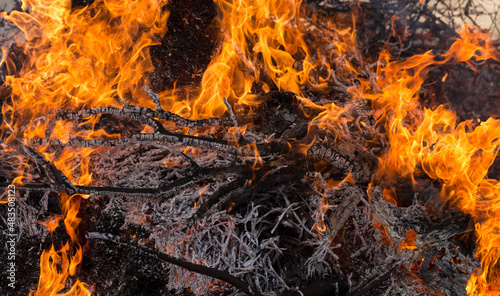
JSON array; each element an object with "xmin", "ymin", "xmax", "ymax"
[
  {"xmin": 361, "ymin": 25, "xmax": 500, "ymax": 295},
  {"xmin": 1, "ymin": 0, "xmax": 500, "ymax": 294},
  {"xmin": 39, "ymin": 216, "xmax": 63, "ymax": 235},
  {"xmin": 159, "ymin": 0, "xmax": 360, "ymax": 123},
  {"xmin": 33, "ymin": 243, "xmax": 89, "ymax": 296},
  {"xmin": 467, "ymin": 180, "xmax": 500, "ymax": 295},
  {"xmin": 32, "ymin": 148, "xmax": 92, "ymax": 294},
  {"xmin": 1, "ymin": 0, "xmax": 169, "ymax": 292},
  {"xmin": 158, "ymin": 0, "xmax": 313, "ymax": 118},
  {"xmin": 399, "ymin": 229, "xmax": 417, "ymax": 250},
  {"xmin": 1, "ymin": 0, "xmax": 169, "ymax": 139},
  {"xmin": 34, "ymin": 199, "xmax": 88, "ymax": 296}
]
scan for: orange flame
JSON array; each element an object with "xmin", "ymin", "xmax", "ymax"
[
  {"xmin": 31, "ymin": 243, "xmax": 90, "ymax": 296},
  {"xmin": 2, "ymin": 0, "xmax": 500, "ymax": 294},
  {"xmin": 399, "ymin": 229, "xmax": 417, "ymax": 250},
  {"xmin": 35, "ymin": 145, "xmax": 96, "ymax": 293},
  {"xmin": 39, "ymin": 216, "xmax": 63, "ymax": 235},
  {"xmin": 158, "ymin": 0, "xmax": 315, "ymax": 118},
  {"xmin": 1, "ymin": 0, "xmax": 168, "ymax": 144},
  {"xmin": 159, "ymin": 0, "xmax": 360, "ymax": 122},
  {"xmin": 1, "ymin": 0, "xmax": 169, "ymax": 293},
  {"xmin": 361, "ymin": 25, "xmax": 500, "ymax": 295}
]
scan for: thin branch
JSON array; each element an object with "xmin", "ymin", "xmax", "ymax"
[
  {"xmin": 86, "ymin": 232, "xmax": 263, "ymax": 296},
  {"xmin": 223, "ymin": 96, "xmax": 239, "ymax": 127},
  {"xmin": 61, "ymin": 105, "xmax": 233, "ymax": 128},
  {"xmin": 29, "ymin": 132, "xmax": 237, "ymax": 153},
  {"xmin": 143, "ymin": 86, "xmax": 163, "ymax": 111}
]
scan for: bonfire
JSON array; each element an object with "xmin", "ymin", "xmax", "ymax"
[{"xmin": 0, "ymin": 0, "xmax": 499, "ymax": 295}]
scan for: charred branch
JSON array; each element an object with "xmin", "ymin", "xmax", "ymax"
[
  {"xmin": 61, "ymin": 106, "xmax": 167, "ymax": 133},
  {"xmin": 130, "ymin": 133, "xmax": 237, "ymax": 153},
  {"xmin": 187, "ymin": 177, "xmax": 248, "ymax": 227},
  {"xmin": 327, "ymin": 185, "xmax": 364, "ymax": 239},
  {"xmin": 307, "ymin": 143, "xmax": 373, "ymax": 183},
  {"xmin": 75, "ymin": 165, "xmax": 251, "ymax": 198},
  {"xmin": 86, "ymin": 232, "xmax": 264, "ymax": 296},
  {"xmin": 61, "ymin": 105, "xmax": 233, "ymax": 128},
  {"xmin": 223, "ymin": 96, "xmax": 239, "ymax": 127},
  {"xmin": 345, "ymin": 260, "xmax": 402, "ymax": 296},
  {"xmin": 143, "ymin": 86, "xmax": 163, "ymax": 111},
  {"xmin": 17, "ymin": 143, "xmax": 252, "ymax": 197},
  {"xmin": 29, "ymin": 132, "xmax": 237, "ymax": 153},
  {"xmin": 222, "ymin": 165, "xmax": 302, "ymax": 213},
  {"xmin": 19, "ymin": 143, "xmax": 78, "ymax": 195}
]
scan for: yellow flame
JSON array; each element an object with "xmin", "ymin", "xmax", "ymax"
[
  {"xmin": 1, "ymin": 0, "xmax": 169, "ymax": 139},
  {"xmin": 2, "ymin": 0, "xmax": 500, "ymax": 294},
  {"xmin": 30, "ymin": 243, "xmax": 90, "ymax": 296},
  {"xmin": 361, "ymin": 25, "xmax": 500, "ymax": 295}
]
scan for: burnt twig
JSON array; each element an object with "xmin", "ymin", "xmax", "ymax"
[
  {"xmin": 29, "ymin": 132, "xmax": 237, "ymax": 153},
  {"xmin": 19, "ymin": 143, "xmax": 78, "ymax": 195},
  {"xmin": 328, "ymin": 185, "xmax": 364, "ymax": 239},
  {"xmin": 187, "ymin": 177, "xmax": 249, "ymax": 228},
  {"xmin": 143, "ymin": 86, "xmax": 163, "ymax": 111},
  {"xmin": 17, "ymin": 143, "xmax": 251, "ymax": 197},
  {"xmin": 86, "ymin": 232, "xmax": 263, "ymax": 296},
  {"xmin": 61, "ymin": 105, "xmax": 233, "ymax": 128},
  {"xmin": 223, "ymin": 96, "xmax": 239, "ymax": 127},
  {"xmin": 61, "ymin": 106, "xmax": 167, "ymax": 133}
]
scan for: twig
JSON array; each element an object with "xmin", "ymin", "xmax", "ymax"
[
  {"xmin": 19, "ymin": 143, "xmax": 77, "ymax": 195},
  {"xmin": 328, "ymin": 185, "xmax": 363, "ymax": 239},
  {"xmin": 223, "ymin": 96, "xmax": 239, "ymax": 127},
  {"xmin": 345, "ymin": 260, "xmax": 402, "ymax": 296},
  {"xmin": 143, "ymin": 86, "xmax": 163, "ymax": 111},
  {"xmin": 187, "ymin": 177, "xmax": 249, "ymax": 227},
  {"xmin": 151, "ymin": 143, "xmax": 200, "ymax": 169},
  {"xmin": 17, "ymin": 143, "xmax": 251, "ymax": 197},
  {"xmin": 62, "ymin": 105, "xmax": 233, "ymax": 128},
  {"xmin": 29, "ymin": 132, "xmax": 237, "ymax": 153},
  {"xmin": 61, "ymin": 106, "xmax": 167, "ymax": 133},
  {"xmin": 86, "ymin": 232, "xmax": 263, "ymax": 296}
]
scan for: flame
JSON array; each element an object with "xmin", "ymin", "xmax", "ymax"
[
  {"xmin": 1, "ymin": 0, "xmax": 169, "ymax": 139},
  {"xmin": 0, "ymin": 0, "xmax": 169, "ymax": 293},
  {"xmin": 2, "ymin": 0, "xmax": 500, "ymax": 294},
  {"xmin": 33, "ymin": 158, "xmax": 91, "ymax": 294},
  {"xmin": 34, "ymin": 193, "xmax": 87, "ymax": 296},
  {"xmin": 361, "ymin": 25, "xmax": 500, "ymax": 295},
  {"xmin": 382, "ymin": 188, "xmax": 398, "ymax": 205},
  {"xmin": 158, "ymin": 0, "xmax": 314, "ymax": 118},
  {"xmin": 399, "ymin": 229, "xmax": 417, "ymax": 250},
  {"xmin": 39, "ymin": 216, "xmax": 63, "ymax": 235},
  {"xmin": 466, "ymin": 179, "xmax": 500, "ymax": 295},
  {"xmin": 31, "ymin": 243, "xmax": 90, "ymax": 296},
  {"xmin": 158, "ymin": 0, "xmax": 360, "ymax": 122}
]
